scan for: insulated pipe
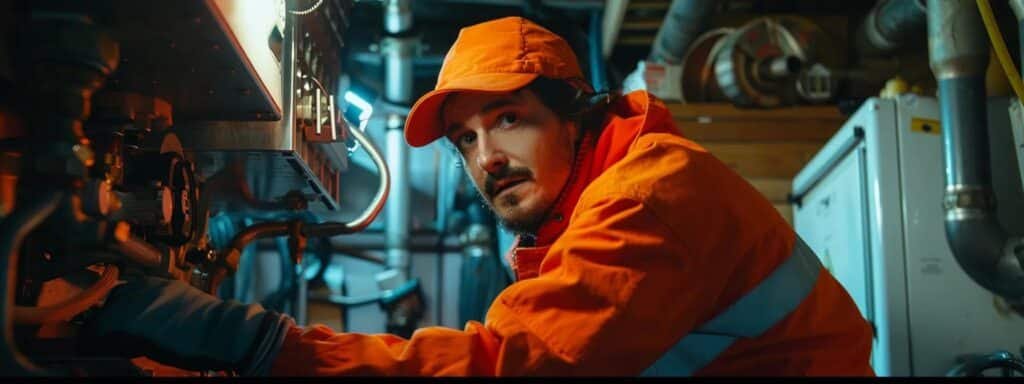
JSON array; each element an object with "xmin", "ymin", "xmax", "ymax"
[
  {"xmin": 856, "ymin": 0, "xmax": 927, "ymax": 57},
  {"xmin": 382, "ymin": 0, "xmax": 415, "ymax": 281},
  {"xmin": 648, "ymin": 0, "xmax": 716, "ymax": 64},
  {"xmin": 928, "ymin": 0, "xmax": 1024, "ymax": 300}
]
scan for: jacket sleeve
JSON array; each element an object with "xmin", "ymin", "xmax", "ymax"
[{"xmin": 269, "ymin": 195, "xmax": 718, "ymax": 376}]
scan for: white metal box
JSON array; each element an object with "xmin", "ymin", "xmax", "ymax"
[{"xmin": 792, "ymin": 96, "xmax": 1024, "ymax": 376}]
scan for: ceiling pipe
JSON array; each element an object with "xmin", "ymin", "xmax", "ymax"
[
  {"xmin": 647, "ymin": 0, "xmax": 716, "ymax": 64},
  {"xmin": 928, "ymin": 0, "xmax": 1024, "ymax": 300},
  {"xmin": 855, "ymin": 0, "xmax": 927, "ymax": 57}
]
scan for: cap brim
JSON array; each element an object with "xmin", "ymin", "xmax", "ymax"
[{"xmin": 404, "ymin": 72, "xmax": 540, "ymax": 147}]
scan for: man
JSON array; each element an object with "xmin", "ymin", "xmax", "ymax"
[{"xmin": 83, "ymin": 16, "xmax": 874, "ymax": 376}]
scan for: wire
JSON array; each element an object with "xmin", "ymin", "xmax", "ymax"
[
  {"xmin": 977, "ymin": 0, "xmax": 1024, "ymax": 104},
  {"xmin": 289, "ymin": 0, "xmax": 325, "ymax": 15}
]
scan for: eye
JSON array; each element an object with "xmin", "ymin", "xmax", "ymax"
[
  {"xmin": 456, "ymin": 131, "xmax": 477, "ymax": 150},
  {"xmin": 498, "ymin": 112, "xmax": 519, "ymax": 127}
]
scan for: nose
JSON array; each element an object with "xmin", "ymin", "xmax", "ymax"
[{"xmin": 475, "ymin": 136, "xmax": 508, "ymax": 175}]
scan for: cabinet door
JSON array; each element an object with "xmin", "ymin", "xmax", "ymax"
[{"xmin": 795, "ymin": 146, "xmax": 873, "ymax": 323}]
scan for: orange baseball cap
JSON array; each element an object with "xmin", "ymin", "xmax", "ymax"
[{"xmin": 403, "ymin": 16, "xmax": 590, "ymax": 147}]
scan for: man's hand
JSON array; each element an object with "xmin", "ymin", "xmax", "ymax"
[{"xmin": 79, "ymin": 274, "xmax": 294, "ymax": 376}]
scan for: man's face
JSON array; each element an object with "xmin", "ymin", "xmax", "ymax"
[{"xmin": 441, "ymin": 88, "xmax": 578, "ymax": 234}]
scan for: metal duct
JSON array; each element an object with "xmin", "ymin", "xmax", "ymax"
[
  {"xmin": 382, "ymin": 0, "xmax": 415, "ymax": 282},
  {"xmin": 856, "ymin": 0, "xmax": 927, "ymax": 57},
  {"xmin": 648, "ymin": 0, "xmax": 716, "ymax": 64},
  {"xmin": 928, "ymin": 0, "xmax": 1024, "ymax": 300}
]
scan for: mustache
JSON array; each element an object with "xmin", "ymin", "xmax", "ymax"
[{"xmin": 484, "ymin": 167, "xmax": 533, "ymax": 198}]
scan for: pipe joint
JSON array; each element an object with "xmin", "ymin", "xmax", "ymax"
[{"xmin": 944, "ymin": 185, "xmax": 997, "ymax": 220}]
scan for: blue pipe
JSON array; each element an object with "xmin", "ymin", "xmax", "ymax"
[{"xmin": 588, "ymin": 9, "xmax": 607, "ymax": 92}]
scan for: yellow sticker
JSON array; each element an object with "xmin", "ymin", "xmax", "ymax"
[{"xmin": 911, "ymin": 118, "xmax": 941, "ymax": 135}]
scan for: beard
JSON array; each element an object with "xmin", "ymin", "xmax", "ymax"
[
  {"xmin": 484, "ymin": 193, "xmax": 547, "ymax": 236},
  {"xmin": 478, "ymin": 166, "xmax": 548, "ymax": 235}
]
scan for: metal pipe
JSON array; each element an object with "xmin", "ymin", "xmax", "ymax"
[
  {"xmin": 295, "ymin": 262, "xmax": 307, "ymax": 325},
  {"xmin": 0, "ymin": 190, "xmax": 63, "ymax": 375},
  {"xmin": 384, "ymin": 0, "xmax": 412, "ymax": 35},
  {"xmin": 929, "ymin": 0, "xmax": 1024, "ymax": 300},
  {"xmin": 211, "ymin": 121, "xmax": 390, "ymax": 290},
  {"xmin": 947, "ymin": 350, "xmax": 1024, "ymax": 376},
  {"xmin": 1010, "ymin": 0, "xmax": 1024, "ymax": 75},
  {"xmin": 856, "ymin": 0, "xmax": 927, "ymax": 57},
  {"xmin": 384, "ymin": 117, "xmax": 410, "ymax": 279},
  {"xmin": 382, "ymin": 0, "xmax": 415, "ymax": 282},
  {"xmin": 648, "ymin": 0, "xmax": 716, "ymax": 64},
  {"xmin": 588, "ymin": 9, "xmax": 607, "ymax": 92}
]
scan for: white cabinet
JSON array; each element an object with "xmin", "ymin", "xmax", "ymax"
[{"xmin": 792, "ymin": 96, "xmax": 1024, "ymax": 376}]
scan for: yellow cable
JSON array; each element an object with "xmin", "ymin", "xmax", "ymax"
[{"xmin": 977, "ymin": 0, "xmax": 1024, "ymax": 104}]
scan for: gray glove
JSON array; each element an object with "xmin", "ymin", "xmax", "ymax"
[{"xmin": 79, "ymin": 275, "xmax": 294, "ymax": 376}]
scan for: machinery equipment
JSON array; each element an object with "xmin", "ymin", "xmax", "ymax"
[
  {"xmin": 625, "ymin": 15, "xmax": 841, "ymax": 107},
  {"xmin": 0, "ymin": 0, "xmax": 407, "ymax": 376}
]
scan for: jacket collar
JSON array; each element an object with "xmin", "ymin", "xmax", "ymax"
[{"xmin": 508, "ymin": 91, "xmax": 670, "ymax": 280}]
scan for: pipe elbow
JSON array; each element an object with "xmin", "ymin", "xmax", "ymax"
[{"xmin": 945, "ymin": 216, "xmax": 1024, "ymax": 300}]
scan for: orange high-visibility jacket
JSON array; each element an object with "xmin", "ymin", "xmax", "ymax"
[{"xmin": 269, "ymin": 91, "xmax": 875, "ymax": 376}]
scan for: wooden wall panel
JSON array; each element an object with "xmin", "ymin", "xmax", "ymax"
[
  {"xmin": 700, "ymin": 142, "xmax": 825, "ymax": 179},
  {"xmin": 667, "ymin": 103, "xmax": 846, "ymax": 224}
]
